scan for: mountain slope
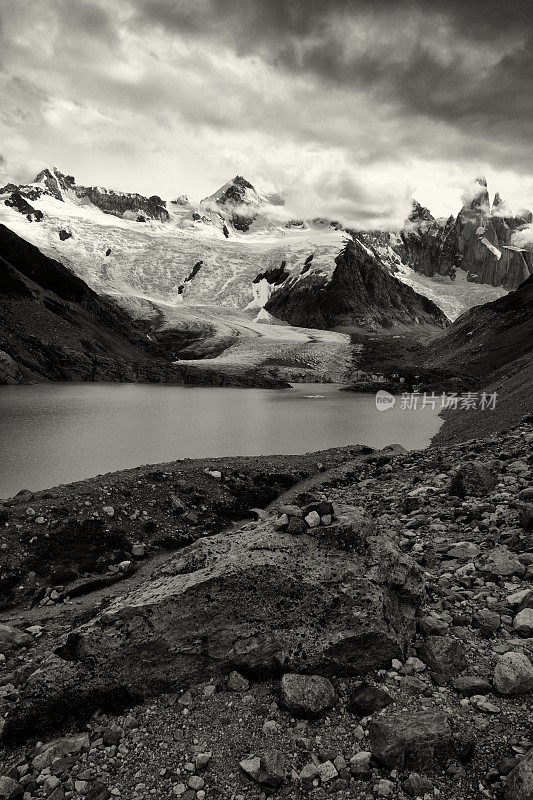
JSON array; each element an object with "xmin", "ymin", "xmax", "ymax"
[
  {"xmin": 429, "ymin": 276, "xmax": 533, "ymax": 442},
  {"xmin": 264, "ymin": 238, "xmax": 450, "ymax": 331},
  {"xmin": 428, "ymin": 275, "xmax": 533, "ymax": 378},
  {"xmin": 0, "ymin": 224, "xmax": 180, "ymax": 384}
]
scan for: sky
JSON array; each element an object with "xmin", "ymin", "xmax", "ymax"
[{"xmin": 1, "ymin": 0, "xmax": 533, "ymax": 228}]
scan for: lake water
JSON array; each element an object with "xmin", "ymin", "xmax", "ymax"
[{"xmin": 0, "ymin": 383, "xmax": 442, "ymax": 498}]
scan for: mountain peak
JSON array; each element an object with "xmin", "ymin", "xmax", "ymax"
[
  {"xmin": 33, "ymin": 167, "xmax": 76, "ymax": 201},
  {"xmin": 462, "ymin": 176, "xmax": 490, "ymax": 215},
  {"xmin": 491, "ymin": 191, "xmax": 512, "ymax": 216},
  {"xmin": 232, "ymin": 175, "xmax": 255, "ymax": 190},
  {"xmin": 407, "ymin": 200, "xmax": 434, "ymax": 224},
  {"xmin": 203, "ymin": 175, "xmax": 258, "ymax": 207}
]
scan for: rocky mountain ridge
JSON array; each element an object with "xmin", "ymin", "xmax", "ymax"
[
  {"xmin": 399, "ymin": 178, "xmax": 533, "ymax": 290},
  {"xmin": 33, "ymin": 168, "xmax": 170, "ymax": 223},
  {"xmin": 265, "ymin": 238, "xmax": 449, "ymax": 331}
]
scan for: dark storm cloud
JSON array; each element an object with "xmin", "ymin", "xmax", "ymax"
[
  {"xmin": 130, "ymin": 0, "xmax": 532, "ymax": 42},
  {"xmin": 127, "ymin": 0, "xmax": 533, "ymax": 167}
]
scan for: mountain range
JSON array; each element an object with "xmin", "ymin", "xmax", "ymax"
[{"xmin": 0, "ymin": 166, "xmax": 532, "ymax": 426}]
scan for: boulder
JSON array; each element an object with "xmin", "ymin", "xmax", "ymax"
[
  {"xmin": 304, "ymin": 511, "xmax": 320, "ymax": 528},
  {"xmin": 348, "ymin": 683, "xmax": 394, "ymax": 715},
  {"xmin": 350, "ymin": 751, "xmax": 372, "ymax": 774},
  {"xmin": 240, "ymin": 750, "xmax": 285, "ymax": 788},
  {"xmin": 452, "ymin": 676, "xmax": 492, "ymax": 696},
  {"xmin": 417, "ymin": 635, "xmax": 467, "ymax": 677},
  {"xmin": 85, "ymin": 784, "xmax": 111, "ymax": 800},
  {"xmin": 2, "ymin": 507, "xmax": 423, "ymax": 741},
  {"xmin": 475, "ymin": 547, "xmax": 526, "ymax": 580},
  {"xmin": 0, "ymin": 624, "xmax": 32, "ymax": 654},
  {"xmin": 513, "ymin": 608, "xmax": 533, "ymax": 637},
  {"xmin": 505, "ymin": 747, "xmax": 533, "ymax": 799},
  {"xmin": 279, "ymin": 674, "xmax": 335, "ymax": 719},
  {"xmin": 32, "ymin": 733, "xmax": 90, "ymax": 770},
  {"xmin": 403, "ymin": 773, "xmax": 433, "ymax": 797},
  {"xmin": 0, "ymin": 777, "xmax": 22, "ymax": 800},
  {"xmin": 493, "ymin": 652, "xmax": 533, "ymax": 695},
  {"xmin": 286, "ymin": 517, "xmax": 307, "ymax": 534},
  {"xmin": 449, "ymin": 461, "xmax": 497, "ymax": 498},
  {"xmin": 277, "ymin": 504, "xmax": 303, "ymax": 518},
  {"xmin": 227, "ymin": 671, "xmax": 249, "ymax": 692},
  {"xmin": 369, "ymin": 710, "xmax": 452, "ymax": 772}
]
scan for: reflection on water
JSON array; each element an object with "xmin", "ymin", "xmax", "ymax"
[{"xmin": 0, "ymin": 383, "xmax": 442, "ymax": 497}]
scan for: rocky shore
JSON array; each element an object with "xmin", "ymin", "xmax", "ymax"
[{"xmin": 1, "ymin": 423, "xmax": 533, "ymax": 799}]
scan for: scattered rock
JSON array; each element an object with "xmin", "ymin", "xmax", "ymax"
[
  {"xmin": 369, "ymin": 710, "xmax": 452, "ymax": 772},
  {"xmin": 349, "ymin": 751, "xmax": 372, "ymax": 774},
  {"xmin": 227, "ymin": 671, "xmax": 250, "ymax": 692},
  {"xmin": 449, "ymin": 461, "xmax": 497, "ymax": 498},
  {"xmin": 239, "ymin": 750, "xmax": 285, "ymax": 789},
  {"xmin": 403, "ymin": 772, "xmax": 433, "ymax": 797},
  {"xmin": 316, "ymin": 760, "xmax": 338, "ymax": 783},
  {"xmin": 493, "ymin": 651, "xmax": 533, "ymax": 695},
  {"xmin": 348, "ymin": 682, "xmax": 394, "ymax": 715},
  {"xmin": 417, "ymin": 635, "xmax": 467, "ymax": 677},
  {"xmin": 279, "ymin": 673, "xmax": 336, "ymax": 719}
]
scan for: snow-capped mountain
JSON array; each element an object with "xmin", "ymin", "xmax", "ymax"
[
  {"xmin": 2, "ymin": 165, "xmax": 525, "ymax": 386},
  {"xmin": 0, "ymin": 168, "xmax": 347, "ymax": 312},
  {"xmin": 200, "ymin": 175, "xmax": 284, "ymax": 233},
  {"xmin": 0, "ymin": 167, "xmax": 510, "ymax": 325}
]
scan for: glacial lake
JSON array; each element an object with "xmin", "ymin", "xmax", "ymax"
[{"xmin": 0, "ymin": 383, "xmax": 443, "ymax": 498}]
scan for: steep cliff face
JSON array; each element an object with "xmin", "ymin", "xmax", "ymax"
[
  {"xmin": 400, "ymin": 178, "xmax": 533, "ymax": 290},
  {"xmin": 33, "ymin": 168, "xmax": 170, "ymax": 222},
  {"xmin": 454, "ymin": 179, "xmax": 531, "ymax": 289},
  {"xmin": 264, "ymin": 238, "xmax": 449, "ymax": 331},
  {"xmin": 399, "ymin": 202, "xmax": 458, "ymax": 280}
]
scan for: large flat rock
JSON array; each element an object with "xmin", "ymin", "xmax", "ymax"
[{"xmin": 3, "ymin": 507, "xmax": 423, "ymax": 740}]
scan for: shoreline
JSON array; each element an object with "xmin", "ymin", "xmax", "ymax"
[{"xmin": 0, "ymin": 443, "xmax": 382, "ymax": 610}]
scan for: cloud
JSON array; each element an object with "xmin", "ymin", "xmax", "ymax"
[
  {"xmin": 511, "ymin": 224, "xmax": 533, "ymax": 249},
  {"xmin": 0, "ymin": 0, "xmax": 533, "ymax": 225}
]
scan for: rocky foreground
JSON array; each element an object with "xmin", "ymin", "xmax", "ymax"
[{"xmin": 1, "ymin": 422, "xmax": 533, "ymax": 799}]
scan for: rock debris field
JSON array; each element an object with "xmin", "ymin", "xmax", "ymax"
[{"xmin": 1, "ymin": 421, "xmax": 533, "ymax": 800}]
